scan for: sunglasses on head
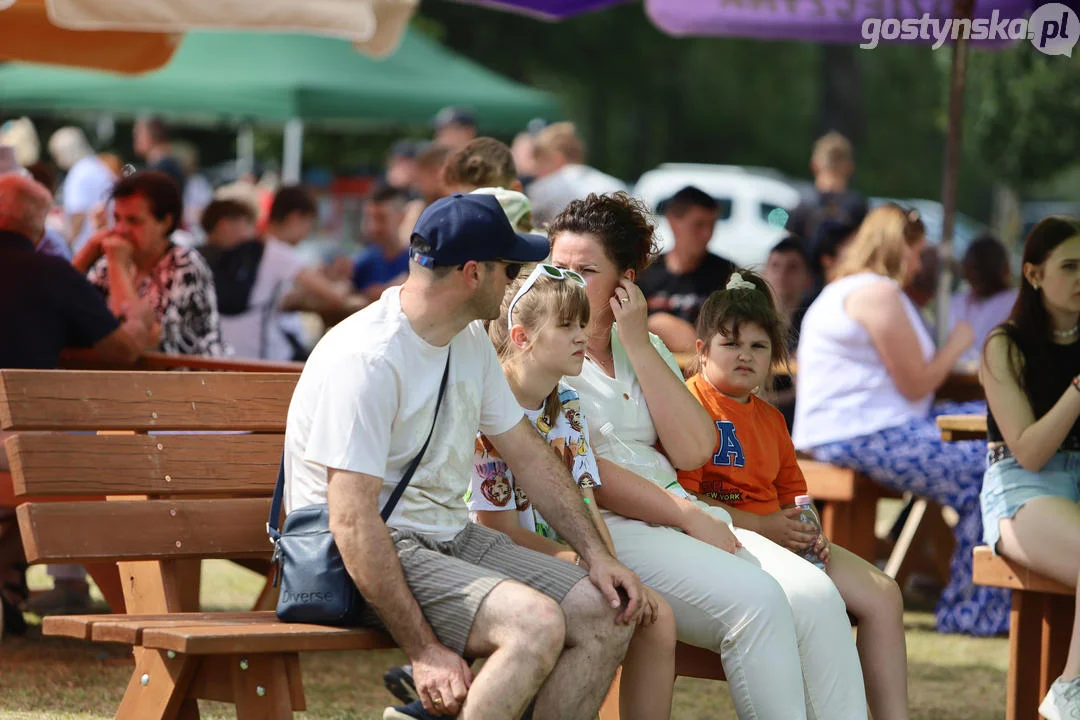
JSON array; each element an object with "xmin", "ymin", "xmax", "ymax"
[{"xmin": 507, "ymin": 264, "xmax": 586, "ymax": 332}]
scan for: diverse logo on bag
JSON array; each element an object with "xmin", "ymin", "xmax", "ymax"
[{"xmin": 281, "ymin": 590, "xmax": 337, "ymax": 604}]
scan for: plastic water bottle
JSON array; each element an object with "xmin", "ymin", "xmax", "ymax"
[{"xmin": 794, "ymin": 494, "xmax": 826, "ymax": 569}]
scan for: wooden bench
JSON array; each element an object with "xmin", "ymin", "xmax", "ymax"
[
  {"xmin": 937, "ymin": 413, "xmax": 987, "ymax": 442},
  {"xmin": 1, "ymin": 369, "xmax": 395, "ymax": 719},
  {"xmin": 940, "ymin": 414, "xmax": 1077, "ymax": 719},
  {"xmin": 798, "ymin": 457, "xmax": 899, "ymax": 565},
  {"xmin": 1, "ymin": 353, "xmax": 305, "ymax": 615},
  {"xmin": 973, "ymin": 547, "xmax": 1074, "ymax": 720}
]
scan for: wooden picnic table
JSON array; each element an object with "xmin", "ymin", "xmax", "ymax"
[{"xmin": 937, "ymin": 414, "xmax": 987, "ymax": 442}]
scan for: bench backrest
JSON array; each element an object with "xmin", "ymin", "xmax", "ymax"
[{"xmin": 0, "ymin": 369, "xmax": 298, "ymax": 565}]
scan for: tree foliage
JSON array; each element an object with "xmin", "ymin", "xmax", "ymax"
[
  {"xmin": 418, "ymin": 4, "xmax": 973, "ymax": 207},
  {"xmin": 964, "ymin": 44, "xmax": 1080, "ymax": 193}
]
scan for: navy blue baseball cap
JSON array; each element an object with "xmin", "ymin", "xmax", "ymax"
[{"xmin": 410, "ymin": 193, "xmax": 549, "ymax": 269}]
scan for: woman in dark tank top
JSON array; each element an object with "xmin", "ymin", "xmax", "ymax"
[{"xmin": 979, "ymin": 215, "xmax": 1080, "ymax": 720}]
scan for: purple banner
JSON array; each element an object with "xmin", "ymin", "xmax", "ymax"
[
  {"xmin": 451, "ymin": 0, "xmax": 630, "ymax": 20},
  {"xmin": 645, "ymin": 0, "xmax": 1035, "ymax": 43}
]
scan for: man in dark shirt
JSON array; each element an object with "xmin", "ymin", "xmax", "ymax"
[
  {"xmin": 638, "ymin": 186, "xmax": 735, "ymax": 353},
  {"xmin": 0, "ymin": 173, "xmax": 155, "ymax": 626},
  {"xmin": 0, "ymin": 174, "xmax": 155, "ymax": 370},
  {"xmin": 785, "ymin": 131, "xmax": 868, "ymax": 289},
  {"xmin": 133, "ymin": 116, "xmax": 185, "ymax": 188}
]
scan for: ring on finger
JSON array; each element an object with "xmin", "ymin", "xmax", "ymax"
[{"xmin": 433, "ymin": 697, "xmax": 442, "ymax": 706}]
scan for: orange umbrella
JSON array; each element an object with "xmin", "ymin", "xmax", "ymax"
[
  {"xmin": 0, "ymin": 0, "xmax": 178, "ymax": 73},
  {"xmin": 0, "ymin": 0, "xmax": 417, "ymax": 73}
]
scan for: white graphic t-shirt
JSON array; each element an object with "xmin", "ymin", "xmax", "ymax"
[
  {"xmin": 466, "ymin": 384, "xmax": 602, "ymax": 540},
  {"xmin": 285, "ymin": 286, "xmax": 523, "ymax": 540}
]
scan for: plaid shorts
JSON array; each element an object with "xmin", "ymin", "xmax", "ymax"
[{"xmin": 359, "ymin": 522, "xmax": 588, "ymax": 654}]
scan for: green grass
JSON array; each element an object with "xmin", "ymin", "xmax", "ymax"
[{"xmin": 0, "ymin": 560, "xmax": 1009, "ymax": 719}]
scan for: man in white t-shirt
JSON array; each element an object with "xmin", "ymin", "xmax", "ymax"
[
  {"xmin": 47, "ymin": 127, "xmax": 116, "ymax": 253},
  {"xmin": 285, "ymin": 193, "xmax": 642, "ymax": 719},
  {"xmin": 527, "ymin": 122, "xmax": 626, "ymax": 227}
]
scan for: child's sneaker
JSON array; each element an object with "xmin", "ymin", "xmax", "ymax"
[
  {"xmin": 1040, "ymin": 675, "xmax": 1080, "ymax": 720},
  {"xmin": 384, "ymin": 664, "xmax": 418, "ymax": 704}
]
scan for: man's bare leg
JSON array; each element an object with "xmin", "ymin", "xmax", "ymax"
[
  {"xmin": 459, "ymin": 580, "xmax": 566, "ymax": 720},
  {"xmin": 533, "ymin": 578, "xmax": 635, "ymax": 720}
]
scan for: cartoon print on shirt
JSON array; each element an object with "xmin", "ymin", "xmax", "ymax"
[
  {"xmin": 515, "ymin": 484, "xmax": 531, "ymax": 512},
  {"xmin": 476, "ymin": 458, "xmax": 513, "ymax": 506},
  {"xmin": 559, "ymin": 440, "xmax": 576, "ymax": 473},
  {"xmin": 564, "ymin": 403, "xmax": 583, "ymax": 433}
]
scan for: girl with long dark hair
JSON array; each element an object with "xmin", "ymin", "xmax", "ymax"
[{"xmin": 980, "ymin": 216, "xmax": 1080, "ymax": 720}]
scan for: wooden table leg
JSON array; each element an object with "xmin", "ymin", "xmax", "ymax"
[
  {"xmin": 232, "ymin": 653, "xmax": 295, "ymax": 720},
  {"xmin": 821, "ymin": 500, "xmax": 854, "ymax": 558},
  {"xmin": 848, "ymin": 478, "xmax": 880, "ymax": 563},
  {"xmin": 84, "ymin": 562, "xmax": 125, "ymax": 613},
  {"xmin": 1008, "ymin": 590, "xmax": 1046, "ymax": 720},
  {"xmin": 115, "ymin": 648, "xmax": 197, "ymax": 720},
  {"xmin": 1042, "ymin": 594, "xmax": 1076, "ymax": 699}
]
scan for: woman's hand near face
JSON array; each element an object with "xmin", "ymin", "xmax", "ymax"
[
  {"xmin": 610, "ymin": 278, "xmax": 650, "ymax": 352},
  {"xmin": 102, "ymin": 234, "xmax": 135, "ymax": 265}
]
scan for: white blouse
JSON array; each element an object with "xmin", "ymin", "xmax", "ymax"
[
  {"xmin": 792, "ymin": 272, "xmax": 935, "ymax": 449},
  {"xmin": 564, "ymin": 326, "xmax": 692, "ymax": 499}
]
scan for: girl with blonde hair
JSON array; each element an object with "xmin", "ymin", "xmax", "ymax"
[{"xmin": 471, "ymin": 263, "xmax": 677, "ymax": 720}]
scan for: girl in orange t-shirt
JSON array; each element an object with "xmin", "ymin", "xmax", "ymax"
[{"xmin": 678, "ymin": 270, "xmax": 911, "ymax": 720}]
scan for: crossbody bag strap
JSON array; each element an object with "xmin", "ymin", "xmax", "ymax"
[
  {"xmin": 267, "ymin": 349, "xmax": 452, "ymax": 540},
  {"xmin": 381, "ymin": 349, "xmax": 451, "ymax": 521}
]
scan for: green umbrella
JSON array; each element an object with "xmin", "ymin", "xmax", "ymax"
[{"xmin": 0, "ymin": 28, "xmax": 556, "ymax": 129}]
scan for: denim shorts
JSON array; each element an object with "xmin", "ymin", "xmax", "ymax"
[{"xmin": 980, "ymin": 450, "xmax": 1080, "ymax": 553}]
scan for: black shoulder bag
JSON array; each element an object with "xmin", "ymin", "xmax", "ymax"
[{"xmin": 268, "ymin": 351, "xmax": 451, "ymax": 626}]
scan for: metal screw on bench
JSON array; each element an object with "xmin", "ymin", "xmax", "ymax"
[
  {"xmin": 146, "ymin": 390, "xmax": 152, "ymax": 397},
  {"xmin": 170, "ymin": 509, "xmax": 177, "ymax": 517},
  {"xmin": 140, "ymin": 674, "xmax": 150, "ymax": 686},
  {"xmin": 157, "ymin": 443, "xmax": 164, "ymax": 450},
  {"xmin": 165, "ymin": 475, "xmax": 172, "ymax": 482},
  {"xmin": 167, "ymin": 651, "xmax": 176, "ymax": 659},
  {"xmin": 240, "ymin": 658, "xmax": 249, "ymax": 670},
  {"xmin": 175, "ymin": 540, "xmax": 182, "ymax": 548},
  {"xmin": 151, "ymin": 412, "xmax": 158, "ymax": 419},
  {"xmin": 256, "ymin": 686, "xmax": 266, "ymax": 697}
]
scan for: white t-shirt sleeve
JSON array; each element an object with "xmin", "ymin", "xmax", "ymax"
[
  {"xmin": 265, "ymin": 239, "xmax": 309, "ymax": 287},
  {"xmin": 474, "ymin": 323, "xmax": 525, "ymax": 437},
  {"xmin": 63, "ymin": 160, "xmax": 114, "ymax": 214},
  {"xmin": 467, "ymin": 435, "xmax": 518, "ymax": 513},
  {"xmin": 303, "ymin": 353, "xmax": 397, "ymax": 478}
]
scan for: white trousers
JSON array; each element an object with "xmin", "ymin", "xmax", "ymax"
[{"xmin": 605, "ymin": 506, "xmax": 867, "ymax": 720}]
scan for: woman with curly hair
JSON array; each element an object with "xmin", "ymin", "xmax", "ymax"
[{"xmin": 548, "ymin": 192, "xmax": 869, "ymax": 720}]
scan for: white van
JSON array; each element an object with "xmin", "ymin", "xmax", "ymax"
[{"xmin": 632, "ymin": 163, "xmax": 805, "ymax": 269}]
